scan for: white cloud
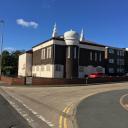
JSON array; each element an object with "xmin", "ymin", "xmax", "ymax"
[{"xmin": 16, "ymin": 19, "xmax": 38, "ymax": 29}]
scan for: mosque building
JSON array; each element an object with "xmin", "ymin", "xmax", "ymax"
[{"xmin": 18, "ymin": 24, "xmax": 126, "ymax": 79}]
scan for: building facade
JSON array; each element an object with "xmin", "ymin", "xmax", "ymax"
[
  {"xmin": 105, "ymin": 47, "xmax": 125, "ymax": 75},
  {"xmin": 18, "ymin": 26, "xmax": 127, "ymax": 79}
]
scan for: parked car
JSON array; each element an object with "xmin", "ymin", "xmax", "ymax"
[{"xmin": 88, "ymin": 73, "xmax": 105, "ymax": 78}]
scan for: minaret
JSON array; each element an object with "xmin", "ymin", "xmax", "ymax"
[
  {"xmin": 64, "ymin": 30, "xmax": 80, "ymax": 79},
  {"xmin": 52, "ymin": 23, "xmax": 58, "ymax": 37},
  {"xmin": 80, "ymin": 28, "xmax": 85, "ymax": 41}
]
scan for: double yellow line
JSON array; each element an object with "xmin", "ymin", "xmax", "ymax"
[{"xmin": 59, "ymin": 104, "xmax": 73, "ymax": 128}]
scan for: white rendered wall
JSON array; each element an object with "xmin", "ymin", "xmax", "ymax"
[
  {"xmin": 26, "ymin": 54, "xmax": 32, "ymax": 76},
  {"xmin": 18, "ymin": 53, "xmax": 32, "ymax": 77},
  {"xmin": 32, "ymin": 64, "xmax": 64, "ymax": 78}
]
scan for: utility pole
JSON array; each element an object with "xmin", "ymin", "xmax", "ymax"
[{"xmin": 0, "ymin": 20, "xmax": 4, "ymax": 76}]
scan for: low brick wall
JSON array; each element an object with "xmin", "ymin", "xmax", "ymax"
[
  {"xmin": 32, "ymin": 77, "xmax": 86, "ymax": 85},
  {"xmin": 32, "ymin": 76, "xmax": 128, "ymax": 86},
  {"xmin": 0, "ymin": 76, "xmax": 25, "ymax": 85},
  {"xmin": 0, "ymin": 76, "xmax": 128, "ymax": 86},
  {"xmin": 87, "ymin": 76, "xmax": 128, "ymax": 84}
]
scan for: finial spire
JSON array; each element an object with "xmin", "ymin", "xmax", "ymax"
[
  {"xmin": 80, "ymin": 28, "xmax": 85, "ymax": 41},
  {"xmin": 52, "ymin": 23, "xmax": 58, "ymax": 37}
]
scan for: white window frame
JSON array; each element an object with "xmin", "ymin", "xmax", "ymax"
[
  {"xmin": 36, "ymin": 66, "xmax": 39, "ymax": 71},
  {"xmin": 41, "ymin": 65, "xmax": 45, "ymax": 71},
  {"xmin": 47, "ymin": 47, "xmax": 51, "ymax": 59},
  {"xmin": 67, "ymin": 47, "xmax": 70, "ymax": 58},
  {"xmin": 41, "ymin": 49, "xmax": 45, "ymax": 60},
  {"xmin": 46, "ymin": 65, "xmax": 50, "ymax": 71}
]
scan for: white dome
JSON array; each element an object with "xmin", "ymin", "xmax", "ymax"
[{"xmin": 64, "ymin": 30, "xmax": 80, "ymax": 40}]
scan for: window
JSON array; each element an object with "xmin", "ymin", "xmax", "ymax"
[
  {"xmin": 41, "ymin": 65, "xmax": 45, "ymax": 71},
  {"xmin": 109, "ymin": 59, "xmax": 114, "ymax": 63},
  {"xmin": 117, "ymin": 51, "xmax": 120, "ymax": 56},
  {"xmin": 55, "ymin": 65, "xmax": 61, "ymax": 71},
  {"xmin": 120, "ymin": 51, "xmax": 124, "ymax": 56},
  {"xmin": 67, "ymin": 47, "xmax": 70, "ymax": 58},
  {"xmin": 120, "ymin": 68, "xmax": 124, "ymax": 73},
  {"xmin": 41, "ymin": 49, "xmax": 45, "ymax": 59},
  {"xmin": 121, "ymin": 59, "xmax": 124, "ymax": 65},
  {"xmin": 117, "ymin": 59, "xmax": 124, "ymax": 65},
  {"xmin": 46, "ymin": 65, "xmax": 50, "ymax": 71},
  {"xmin": 95, "ymin": 52, "xmax": 97, "ymax": 61},
  {"xmin": 117, "ymin": 68, "xmax": 120, "ymax": 73},
  {"xmin": 36, "ymin": 66, "xmax": 39, "ymax": 71},
  {"xmin": 74, "ymin": 47, "xmax": 77, "ymax": 59},
  {"xmin": 79, "ymin": 67, "xmax": 84, "ymax": 72},
  {"xmin": 117, "ymin": 59, "xmax": 119, "ymax": 65},
  {"xmin": 90, "ymin": 52, "xmax": 92, "ymax": 61},
  {"xmin": 109, "ymin": 68, "xmax": 114, "ymax": 73},
  {"xmin": 109, "ymin": 49, "xmax": 114, "ymax": 54},
  {"xmin": 47, "ymin": 47, "xmax": 52, "ymax": 59},
  {"xmin": 32, "ymin": 73, "xmax": 36, "ymax": 77},
  {"xmin": 122, "ymin": 51, "xmax": 124, "ymax": 56},
  {"xmin": 117, "ymin": 68, "xmax": 124, "ymax": 73},
  {"xmin": 99, "ymin": 53, "xmax": 102, "ymax": 62}
]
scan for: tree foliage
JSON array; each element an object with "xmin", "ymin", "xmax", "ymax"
[{"xmin": 1, "ymin": 50, "xmax": 25, "ymax": 76}]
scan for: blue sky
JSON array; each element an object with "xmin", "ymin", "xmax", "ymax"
[{"xmin": 0, "ymin": 0, "xmax": 128, "ymax": 50}]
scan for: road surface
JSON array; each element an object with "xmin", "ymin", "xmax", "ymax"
[
  {"xmin": 76, "ymin": 89, "xmax": 128, "ymax": 128},
  {"xmin": 1, "ymin": 81, "xmax": 128, "ymax": 128},
  {"xmin": 0, "ymin": 94, "xmax": 31, "ymax": 128}
]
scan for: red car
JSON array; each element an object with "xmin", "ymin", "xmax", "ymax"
[{"xmin": 88, "ymin": 73, "xmax": 104, "ymax": 78}]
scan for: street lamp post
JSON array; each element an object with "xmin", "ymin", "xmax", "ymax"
[{"xmin": 0, "ymin": 20, "xmax": 4, "ymax": 76}]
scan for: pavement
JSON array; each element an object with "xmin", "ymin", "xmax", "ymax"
[
  {"xmin": 0, "ymin": 81, "xmax": 128, "ymax": 128},
  {"xmin": 0, "ymin": 94, "xmax": 31, "ymax": 128}
]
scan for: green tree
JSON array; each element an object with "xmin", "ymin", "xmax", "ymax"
[{"xmin": 1, "ymin": 50, "xmax": 25, "ymax": 76}]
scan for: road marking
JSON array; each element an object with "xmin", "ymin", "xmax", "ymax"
[
  {"xmin": 59, "ymin": 106, "xmax": 68, "ymax": 128},
  {"xmin": 59, "ymin": 104, "xmax": 73, "ymax": 128},
  {"xmin": 120, "ymin": 93, "xmax": 128, "ymax": 111},
  {"xmin": 9, "ymin": 95, "xmax": 55, "ymax": 127}
]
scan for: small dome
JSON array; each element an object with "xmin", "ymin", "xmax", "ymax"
[{"xmin": 64, "ymin": 30, "xmax": 80, "ymax": 40}]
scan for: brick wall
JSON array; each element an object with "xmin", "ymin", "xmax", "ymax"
[
  {"xmin": 32, "ymin": 77, "xmax": 87, "ymax": 85},
  {"xmin": 32, "ymin": 76, "xmax": 128, "ymax": 86},
  {"xmin": 0, "ymin": 76, "xmax": 128, "ymax": 86},
  {"xmin": 0, "ymin": 76, "xmax": 25, "ymax": 85}
]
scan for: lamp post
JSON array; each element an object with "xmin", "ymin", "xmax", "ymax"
[{"xmin": 0, "ymin": 20, "xmax": 4, "ymax": 76}]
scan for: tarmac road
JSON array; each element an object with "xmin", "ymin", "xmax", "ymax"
[
  {"xmin": 0, "ymin": 94, "xmax": 31, "ymax": 128},
  {"xmin": 1, "ymin": 82, "xmax": 128, "ymax": 128},
  {"xmin": 76, "ymin": 89, "xmax": 128, "ymax": 128}
]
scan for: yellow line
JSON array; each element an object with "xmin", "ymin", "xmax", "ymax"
[
  {"xmin": 59, "ymin": 115, "xmax": 63, "ymax": 128},
  {"xmin": 59, "ymin": 106, "xmax": 69, "ymax": 128},
  {"xmin": 64, "ymin": 104, "xmax": 73, "ymax": 128},
  {"xmin": 59, "ymin": 104, "xmax": 73, "ymax": 128}
]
